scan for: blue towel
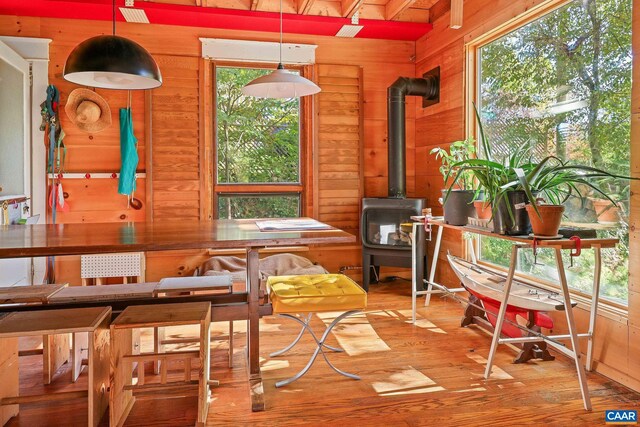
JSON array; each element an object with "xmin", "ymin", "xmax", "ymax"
[{"xmin": 118, "ymin": 107, "xmax": 139, "ymax": 196}]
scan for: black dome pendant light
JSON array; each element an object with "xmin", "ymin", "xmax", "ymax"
[{"xmin": 63, "ymin": 0, "xmax": 162, "ymax": 90}]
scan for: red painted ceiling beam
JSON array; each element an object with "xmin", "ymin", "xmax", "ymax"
[{"xmin": 0, "ymin": 0, "xmax": 432, "ymax": 41}]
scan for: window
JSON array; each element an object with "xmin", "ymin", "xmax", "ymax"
[
  {"xmin": 473, "ymin": 0, "xmax": 632, "ymax": 303},
  {"xmin": 215, "ymin": 65, "xmax": 303, "ymax": 219}
]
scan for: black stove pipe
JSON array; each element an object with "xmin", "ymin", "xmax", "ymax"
[{"xmin": 387, "ymin": 76, "xmax": 439, "ymax": 198}]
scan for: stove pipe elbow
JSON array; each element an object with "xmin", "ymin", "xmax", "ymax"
[{"xmin": 387, "ymin": 76, "xmax": 439, "ymax": 199}]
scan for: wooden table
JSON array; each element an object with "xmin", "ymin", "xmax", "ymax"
[
  {"xmin": 410, "ymin": 218, "xmax": 617, "ymax": 411},
  {"xmin": 0, "ymin": 219, "xmax": 355, "ymax": 412}
]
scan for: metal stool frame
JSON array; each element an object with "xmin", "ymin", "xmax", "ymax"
[{"xmin": 271, "ymin": 310, "xmax": 362, "ymax": 388}]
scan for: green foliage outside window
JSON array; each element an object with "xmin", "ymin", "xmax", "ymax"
[
  {"xmin": 477, "ymin": 0, "xmax": 631, "ymax": 303},
  {"xmin": 215, "ymin": 67, "xmax": 301, "ymax": 219},
  {"xmin": 217, "ymin": 194, "xmax": 300, "ymax": 219}
]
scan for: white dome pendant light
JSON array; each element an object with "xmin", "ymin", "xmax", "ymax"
[{"xmin": 241, "ymin": 0, "xmax": 320, "ymax": 99}]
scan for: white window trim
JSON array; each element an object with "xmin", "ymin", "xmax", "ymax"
[{"xmin": 199, "ymin": 38, "xmax": 317, "ymax": 64}]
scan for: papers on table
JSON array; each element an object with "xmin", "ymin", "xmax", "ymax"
[{"xmin": 255, "ymin": 219, "xmax": 334, "ymax": 232}]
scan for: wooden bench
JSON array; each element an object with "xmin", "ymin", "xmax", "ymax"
[{"xmin": 0, "ymin": 307, "xmax": 111, "ymax": 427}]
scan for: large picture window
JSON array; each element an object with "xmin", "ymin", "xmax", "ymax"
[
  {"xmin": 215, "ymin": 65, "xmax": 303, "ymax": 219},
  {"xmin": 473, "ymin": 0, "xmax": 632, "ymax": 303}
]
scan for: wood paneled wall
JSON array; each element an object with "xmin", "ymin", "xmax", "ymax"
[
  {"xmin": 414, "ymin": 0, "xmax": 640, "ymax": 392},
  {"xmin": 0, "ymin": 14, "xmax": 416, "ymax": 281},
  {"xmin": 149, "ymin": 55, "xmax": 203, "ymax": 222},
  {"xmin": 316, "ymin": 64, "xmax": 363, "ymax": 237}
]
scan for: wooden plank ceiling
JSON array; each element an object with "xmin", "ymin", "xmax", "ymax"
[{"xmin": 146, "ymin": 0, "xmax": 441, "ymax": 23}]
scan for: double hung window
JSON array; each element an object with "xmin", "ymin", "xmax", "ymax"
[{"xmin": 215, "ymin": 66, "xmax": 303, "ymax": 219}]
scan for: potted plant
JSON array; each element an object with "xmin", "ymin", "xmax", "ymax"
[
  {"xmin": 511, "ymin": 157, "xmax": 635, "ymax": 236},
  {"xmin": 431, "ymin": 139, "xmax": 479, "ymax": 226},
  {"xmin": 589, "ymin": 179, "xmax": 628, "ymax": 224},
  {"xmin": 445, "ymin": 107, "xmax": 538, "ymax": 235},
  {"xmin": 592, "ymin": 199, "xmax": 620, "ymax": 224}
]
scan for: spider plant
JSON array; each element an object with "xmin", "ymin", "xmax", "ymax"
[
  {"xmin": 445, "ymin": 104, "xmax": 637, "ymax": 223},
  {"xmin": 509, "ymin": 156, "xmax": 634, "ymax": 218},
  {"xmin": 443, "ymin": 104, "xmax": 537, "ymax": 219}
]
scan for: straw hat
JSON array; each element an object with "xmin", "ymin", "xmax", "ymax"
[{"xmin": 65, "ymin": 88, "xmax": 112, "ymax": 133}]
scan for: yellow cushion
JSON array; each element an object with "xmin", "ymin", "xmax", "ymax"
[{"xmin": 268, "ymin": 274, "xmax": 367, "ymax": 314}]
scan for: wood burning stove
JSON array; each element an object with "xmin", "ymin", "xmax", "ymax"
[
  {"xmin": 361, "ymin": 198, "xmax": 427, "ymax": 290},
  {"xmin": 359, "ymin": 73, "xmax": 439, "ymax": 291}
]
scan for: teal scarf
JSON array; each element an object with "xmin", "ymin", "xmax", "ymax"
[{"xmin": 118, "ymin": 107, "xmax": 139, "ymax": 196}]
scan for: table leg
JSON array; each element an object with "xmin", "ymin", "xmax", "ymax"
[
  {"xmin": 586, "ymin": 245, "xmax": 601, "ymax": 372},
  {"xmin": 411, "ymin": 223, "xmax": 418, "ymax": 324},
  {"xmin": 554, "ymin": 248, "xmax": 592, "ymax": 410},
  {"xmin": 425, "ymin": 224, "xmax": 443, "ymax": 307},
  {"xmin": 0, "ymin": 338, "xmax": 18, "ymax": 425},
  {"xmin": 246, "ymin": 247, "xmax": 264, "ymax": 412},
  {"xmin": 43, "ymin": 333, "xmax": 70, "ymax": 385},
  {"xmin": 153, "ymin": 327, "xmax": 165, "ymax": 375},
  {"xmin": 109, "ymin": 328, "xmax": 135, "ymax": 427},
  {"xmin": 467, "ymin": 237, "xmax": 477, "ymax": 264},
  {"xmin": 88, "ymin": 315, "xmax": 110, "ymax": 427},
  {"xmin": 484, "ymin": 244, "xmax": 519, "ymax": 379},
  {"xmin": 72, "ymin": 332, "xmax": 88, "ymax": 382},
  {"xmin": 197, "ymin": 308, "xmax": 211, "ymax": 426}
]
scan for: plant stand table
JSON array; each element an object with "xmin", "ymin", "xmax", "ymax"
[{"xmin": 410, "ymin": 218, "xmax": 618, "ymax": 411}]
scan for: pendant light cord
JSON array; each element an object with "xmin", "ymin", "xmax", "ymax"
[
  {"xmin": 112, "ymin": 0, "xmax": 116, "ymax": 36},
  {"xmin": 279, "ymin": 0, "xmax": 283, "ymax": 66}
]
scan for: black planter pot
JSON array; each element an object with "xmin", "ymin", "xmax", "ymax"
[
  {"xmin": 442, "ymin": 189, "xmax": 478, "ymax": 226},
  {"xmin": 492, "ymin": 190, "xmax": 532, "ymax": 235}
]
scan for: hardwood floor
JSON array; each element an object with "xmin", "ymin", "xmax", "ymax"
[{"xmin": 7, "ymin": 282, "xmax": 640, "ymax": 426}]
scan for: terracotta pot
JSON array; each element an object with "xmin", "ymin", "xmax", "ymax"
[
  {"xmin": 592, "ymin": 199, "xmax": 619, "ymax": 224},
  {"xmin": 473, "ymin": 200, "xmax": 492, "ymax": 220},
  {"xmin": 525, "ymin": 204, "xmax": 564, "ymax": 236}
]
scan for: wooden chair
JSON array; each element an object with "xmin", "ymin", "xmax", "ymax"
[
  {"xmin": 267, "ymin": 274, "xmax": 367, "ymax": 387},
  {"xmin": 109, "ymin": 302, "xmax": 211, "ymax": 427},
  {"xmin": 0, "ymin": 307, "xmax": 111, "ymax": 427}
]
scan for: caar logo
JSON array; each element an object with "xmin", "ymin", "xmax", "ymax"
[{"xmin": 606, "ymin": 410, "xmax": 637, "ymax": 424}]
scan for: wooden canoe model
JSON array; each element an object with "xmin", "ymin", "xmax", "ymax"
[{"xmin": 447, "ymin": 255, "xmax": 576, "ymax": 312}]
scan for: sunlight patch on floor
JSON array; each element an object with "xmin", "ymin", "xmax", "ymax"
[
  {"xmin": 453, "ymin": 387, "xmax": 487, "ymax": 393},
  {"xmin": 315, "ymin": 311, "xmax": 390, "ymax": 356},
  {"xmin": 498, "ymin": 382, "xmax": 525, "ymax": 388},
  {"xmin": 365, "ymin": 309, "xmax": 414, "ymax": 320},
  {"xmin": 259, "ymin": 321, "xmax": 284, "ymax": 333},
  {"xmin": 396, "ymin": 309, "xmax": 419, "ymax": 319},
  {"xmin": 466, "ymin": 354, "xmax": 514, "ymax": 380},
  {"xmin": 259, "ymin": 357, "xmax": 290, "ymax": 371},
  {"xmin": 372, "ymin": 366, "xmax": 445, "ymax": 396},
  {"xmin": 407, "ymin": 318, "xmax": 447, "ymax": 334},
  {"xmin": 365, "ymin": 309, "xmax": 447, "ymax": 334}
]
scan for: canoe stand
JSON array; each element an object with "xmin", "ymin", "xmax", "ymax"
[{"xmin": 409, "ymin": 218, "xmax": 618, "ymax": 412}]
